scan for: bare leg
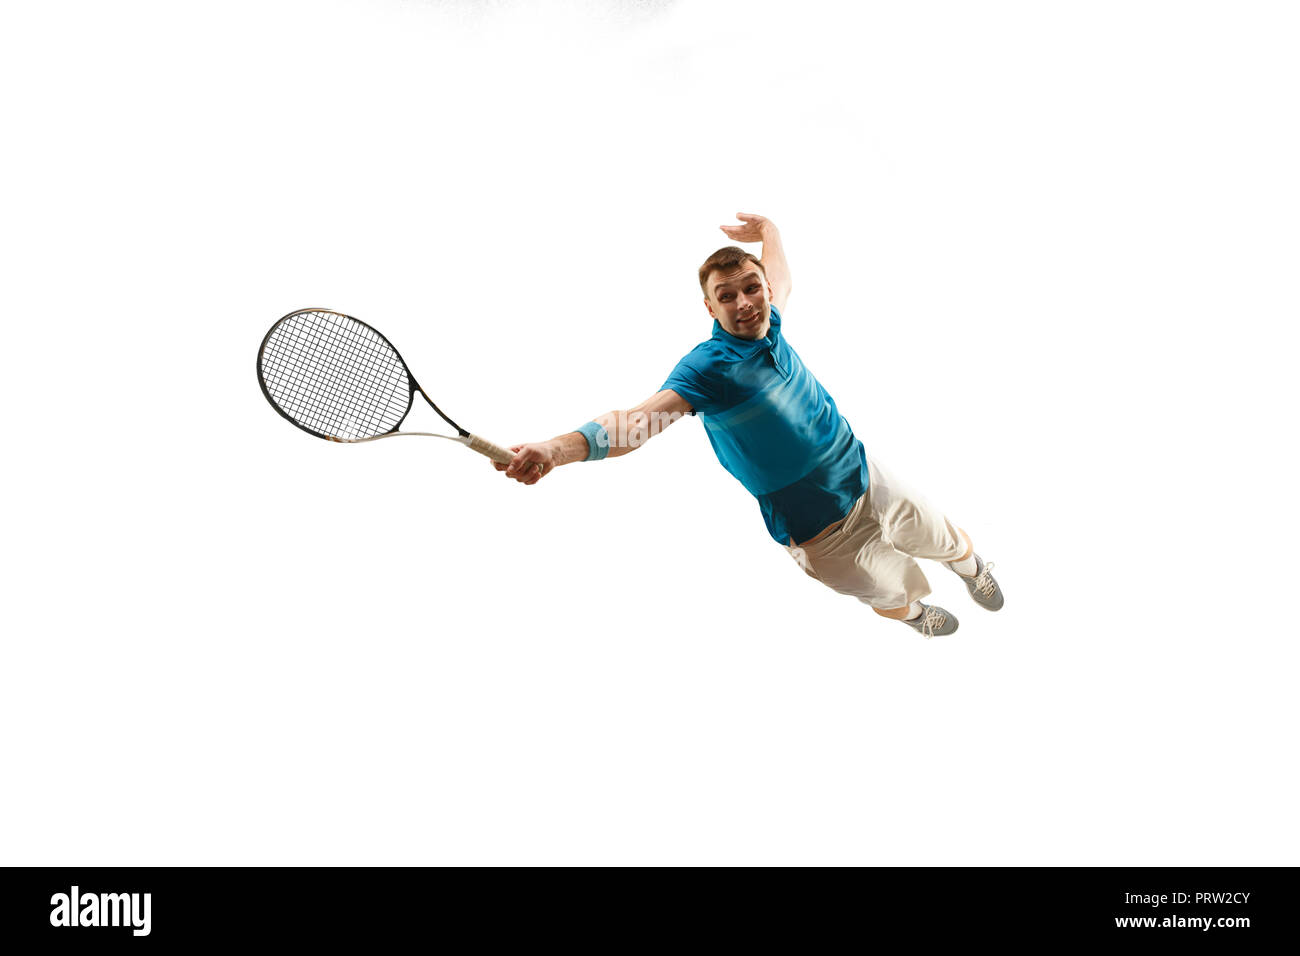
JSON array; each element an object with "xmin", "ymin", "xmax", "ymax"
[
  {"xmin": 873, "ymin": 605, "xmax": 916, "ymax": 620},
  {"xmin": 955, "ymin": 527, "xmax": 973, "ymax": 564}
]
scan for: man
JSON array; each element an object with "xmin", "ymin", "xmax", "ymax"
[{"xmin": 493, "ymin": 213, "xmax": 1002, "ymax": 637}]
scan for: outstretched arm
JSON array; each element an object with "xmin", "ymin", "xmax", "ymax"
[
  {"xmin": 494, "ymin": 388, "xmax": 694, "ymax": 485},
  {"xmin": 720, "ymin": 212, "xmax": 791, "ymax": 312}
]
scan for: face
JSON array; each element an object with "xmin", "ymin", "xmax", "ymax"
[{"xmin": 704, "ymin": 263, "xmax": 772, "ymax": 340}]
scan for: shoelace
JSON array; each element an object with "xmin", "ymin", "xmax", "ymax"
[
  {"xmin": 915, "ymin": 606, "xmax": 945, "ymax": 639},
  {"xmin": 970, "ymin": 561, "xmax": 997, "ymax": 597}
]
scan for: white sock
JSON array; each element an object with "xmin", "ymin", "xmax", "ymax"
[
  {"xmin": 904, "ymin": 602, "xmax": 925, "ymax": 621},
  {"xmin": 949, "ymin": 553, "xmax": 978, "ymax": 577}
]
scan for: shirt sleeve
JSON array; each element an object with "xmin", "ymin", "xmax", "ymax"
[{"xmin": 661, "ymin": 348, "xmax": 719, "ymax": 415}]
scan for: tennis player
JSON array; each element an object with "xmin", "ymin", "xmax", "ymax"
[{"xmin": 495, "ymin": 214, "xmax": 1002, "ymax": 637}]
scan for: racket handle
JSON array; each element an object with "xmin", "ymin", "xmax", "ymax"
[{"xmin": 464, "ymin": 434, "xmax": 516, "ymax": 465}]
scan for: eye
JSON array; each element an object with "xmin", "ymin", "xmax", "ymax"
[{"xmin": 746, "ymin": 284, "xmax": 761, "ymax": 293}]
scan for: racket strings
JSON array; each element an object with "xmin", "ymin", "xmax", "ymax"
[{"xmin": 259, "ymin": 311, "xmax": 411, "ymax": 440}]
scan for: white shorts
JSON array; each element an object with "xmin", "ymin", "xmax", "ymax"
[{"xmin": 784, "ymin": 457, "xmax": 967, "ymax": 610}]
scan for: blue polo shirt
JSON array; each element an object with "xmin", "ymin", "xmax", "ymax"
[{"xmin": 661, "ymin": 305, "xmax": 869, "ymax": 544}]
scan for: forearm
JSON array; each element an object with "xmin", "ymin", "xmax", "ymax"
[
  {"xmin": 759, "ymin": 223, "xmax": 792, "ymax": 303},
  {"xmin": 499, "ymin": 390, "xmax": 691, "ymax": 484},
  {"xmin": 541, "ymin": 429, "xmax": 592, "ymax": 467},
  {"xmin": 546, "ymin": 407, "xmax": 671, "ymax": 465}
]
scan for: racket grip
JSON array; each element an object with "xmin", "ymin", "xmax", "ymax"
[{"xmin": 465, "ymin": 434, "xmax": 516, "ymax": 464}]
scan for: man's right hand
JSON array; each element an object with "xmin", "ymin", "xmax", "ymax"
[{"xmin": 494, "ymin": 442, "xmax": 557, "ymax": 486}]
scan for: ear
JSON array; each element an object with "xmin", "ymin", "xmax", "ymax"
[{"xmin": 703, "ymin": 296, "xmax": 715, "ymax": 318}]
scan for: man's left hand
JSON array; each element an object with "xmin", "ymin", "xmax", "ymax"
[{"xmin": 720, "ymin": 212, "xmax": 775, "ymax": 243}]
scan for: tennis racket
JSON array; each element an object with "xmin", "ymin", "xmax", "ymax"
[{"xmin": 257, "ymin": 308, "xmax": 515, "ymax": 464}]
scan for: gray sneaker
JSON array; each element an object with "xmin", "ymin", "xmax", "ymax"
[
  {"xmin": 903, "ymin": 603, "xmax": 959, "ymax": 639},
  {"xmin": 948, "ymin": 553, "xmax": 1004, "ymax": 611}
]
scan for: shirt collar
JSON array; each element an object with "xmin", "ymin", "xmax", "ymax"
[{"xmin": 710, "ymin": 308, "xmax": 782, "ymax": 360}]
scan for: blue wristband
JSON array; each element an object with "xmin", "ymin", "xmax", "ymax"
[{"xmin": 577, "ymin": 421, "xmax": 609, "ymax": 461}]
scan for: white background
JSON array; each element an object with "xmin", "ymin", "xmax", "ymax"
[{"xmin": 3, "ymin": 0, "xmax": 1297, "ymax": 865}]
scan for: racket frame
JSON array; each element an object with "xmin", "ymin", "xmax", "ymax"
[{"xmin": 257, "ymin": 308, "xmax": 511, "ymax": 462}]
